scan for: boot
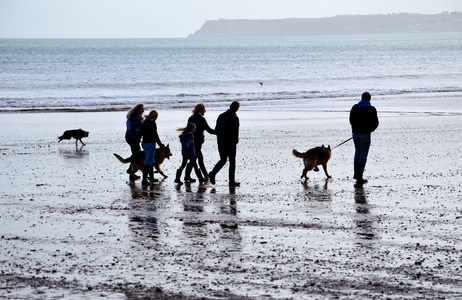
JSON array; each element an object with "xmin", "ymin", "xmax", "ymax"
[
  {"xmin": 193, "ymin": 164, "xmax": 205, "ymax": 184},
  {"xmin": 174, "ymin": 169, "xmax": 183, "ymax": 184},
  {"xmin": 184, "ymin": 163, "xmax": 196, "ymax": 183},
  {"xmin": 229, "ymin": 180, "xmax": 240, "ymax": 187},
  {"xmin": 141, "ymin": 165, "xmax": 150, "ymax": 187},
  {"xmin": 356, "ymin": 163, "xmax": 368, "ymax": 184},
  {"xmin": 209, "ymin": 171, "xmax": 216, "ymax": 185}
]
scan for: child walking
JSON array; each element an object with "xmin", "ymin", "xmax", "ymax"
[
  {"xmin": 138, "ymin": 110, "xmax": 165, "ymax": 187},
  {"xmin": 175, "ymin": 123, "xmax": 205, "ymax": 184}
]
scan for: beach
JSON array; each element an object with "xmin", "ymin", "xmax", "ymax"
[{"xmin": 1, "ymin": 96, "xmax": 462, "ymax": 299}]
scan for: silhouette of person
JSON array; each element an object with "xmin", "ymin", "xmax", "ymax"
[
  {"xmin": 349, "ymin": 92, "xmax": 379, "ymax": 183},
  {"xmin": 125, "ymin": 103, "xmax": 144, "ymax": 154},
  {"xmin": 184, "ymin": 103, "xmax": 216, "ymax": 182},
  {"xmin": 138, "ymin": 110, "xmax": 165, "ymax": 186},
  {"xmin": 209, "ymin": 101, "xmax": 240, "ymax": 186},
  {"xmin": 125, "ymin": 103, "xmax": 144, "ymax": 180},
  {"xmin": 174, "ymin": 123, "xmax": 205, "ymax": 184}
]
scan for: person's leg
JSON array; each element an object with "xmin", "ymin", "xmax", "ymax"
[
  {"xmin": 192, "ymin": 158, "xmax": 205, "ymax": 183},
  {"xmin": 131, "ymin": 142, "xmax": 141, "ymax": 155},
  {"xmin": 142, "ymin": 143, "xmax": 155, "ymax": 186},
  {"xmin": 209, "ymin": 142, "xmax": 228, "ymax": 184},
  {"xmin": 358, "ymin": 134, "xmax": 370, "ymax": 165},
  {"xmin": 149, "ymin": 144, "xmax": 158, "ymax": 183},
  {"xmin": 356, "ymin": 134, "xmax": 371, "ymax": 183},
  {"xmin": 228, "ymin": 144, "xmax": 238, "ymax": 185},
  {"xmin": 353, "ymin": 133, "xmax": 361, "ymax": 179},
  {"xmin": 126, "ymin": 137, "xmax": 141, "ymax": 176},
  {"xmin": 175, "ymin": 155, "xmax": 189, "ymax": 183},
  {"xmin": 184, "ymin": 161, "xmax": 193, "ymax": 179},
  {"xmin": 126, "ymin": 137, "xmax": 141, "ymax": 154},
  {"xmin": 196, "ymin": 143, "xmax": 208, "ymax": 178}
]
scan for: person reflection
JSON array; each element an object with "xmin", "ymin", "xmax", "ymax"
[
  {"xmin": 217, "ymin": 188, "xmax": 241, "ymax": 253},
  {"xmin": 354, "ymin": 184, "xmax": 376, "ymax": 241},
  {"xmin": 181, "ymin": 186, "xmax": 207, "ymax": 240},
  {"xmin": 128, "ymin": 181, "xmax": 161, "ymax": 244}
]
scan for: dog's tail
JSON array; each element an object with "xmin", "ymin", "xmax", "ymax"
[
  {"xmin": 113, "ymin": 153, "xmax": 130, "ymax": 164},
  {"xmin": 292, "ymin": 149, "xmax": 305, "ymax": 158}
]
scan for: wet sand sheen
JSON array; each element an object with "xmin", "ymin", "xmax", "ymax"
[{"xmin": 1, "ymin": 98, "xmax": 462, "ymax": 299}]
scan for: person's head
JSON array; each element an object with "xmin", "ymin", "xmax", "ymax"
[
  {"xmin": 126, "ymin": 103, "xmax": 145, "ymax": 120},
  {"xmin": 192, "ymin": 103, "xmax": 206, "ymax": 116},
  {"xmin": 145, "ymin": 110, "xmax": 158, "ymax": 122},
  {"xmin": 177, "ymin": 122, "xmax": 196, "ymax": 133},
  {"xmin": 361, "ymin": 92, "xmax": 371, "ymax": 102},
  {"xmin": 230, "ymin": 101, "xmax": 240, "ymax": 112}
]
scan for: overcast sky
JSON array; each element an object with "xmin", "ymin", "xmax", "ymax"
[{"xmin": 1, "ymin": 0, "xmax": 461, "ymax": 38}]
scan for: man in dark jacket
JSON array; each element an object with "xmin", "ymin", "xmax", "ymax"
[
  {"xmin": 209, "ymin": 101, "xmax": 240, "ymax": 186},
  {"xmin": 349, "ymin": 92, "xmax": 379, "ymax": 183}
]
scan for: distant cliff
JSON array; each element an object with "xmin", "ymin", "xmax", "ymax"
[{"xmin": 188, "ymin": 12, "xmax": 462, "ymax": 38}]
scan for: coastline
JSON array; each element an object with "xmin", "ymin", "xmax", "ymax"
[{"xmin": 1, "ymin": 97, "xmax": 462, "ymax": 298}]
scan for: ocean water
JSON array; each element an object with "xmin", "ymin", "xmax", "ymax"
[{"xmin": 1, "ymin": 33, "xmax": 461, "ymax": 112}]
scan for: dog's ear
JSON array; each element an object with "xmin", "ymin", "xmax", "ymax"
[{"xmin": 328, "ymin": 145, "xmax": 331, "ymax": 149}]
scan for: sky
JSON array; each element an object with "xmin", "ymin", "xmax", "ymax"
[{"xmin": 1, "ymin": 0, "xmax": 461, "ymax": 38}]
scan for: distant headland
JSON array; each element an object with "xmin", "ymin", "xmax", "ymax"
[{"xmin": 188, "ymin": 12, "xmax": 462, "ymax": 38}]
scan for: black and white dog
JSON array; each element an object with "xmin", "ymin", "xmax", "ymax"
[{"xmin": 58, "ymin": 129, "xmax": 89, "ymax": 146}]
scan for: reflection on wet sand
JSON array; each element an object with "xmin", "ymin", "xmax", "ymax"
[
  {"xmin": 58, "ymin": 145, "xmax": 88, "ymax": 159},
  {"xmin": 178, "ymin": 185, "xmax": 242, "ymax": 253},
  {"xmin": 127, "ymin": 181, "xmax": 170, "ymax": 244},
  {"xmin": 180, "ymin": 184, "xmax": 207, "ymax": 240},
  {"xmin": 354, "ymin": 183, "xmax": 377, "ymax": 242},
  {"xmin": 128, "ymin": 180, "xmax": 243, "ymax": 255},
  {"xmin": 301, "ymin": 179, "xmax": 333, "ymax": 211}
]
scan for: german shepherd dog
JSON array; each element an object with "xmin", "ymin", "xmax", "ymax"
[
  {"xmin": 292, "ymin": 145, "xmax": 332, "ymax": 183},
  {"xmin": 58, "ymin": 129, "xmax": 89, "ymax": 146},
  {"xmin": 114, "ymin": 144, "xmax": 172, "ymax": 181}
]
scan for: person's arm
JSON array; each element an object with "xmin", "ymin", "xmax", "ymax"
[
  {"xmin": 153, "ymin": 122, "xmax": 164, "ymax": 147},
  {"xmin": 203, "ymin": 117, "xmax": 216, "ymax": 135},
  {"xmin": 370, "ymin": 107, "xmax": 379, "ymax": 132}
]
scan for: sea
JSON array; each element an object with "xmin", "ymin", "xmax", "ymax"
[{"xmin": 1, "ymin": 33, "xmax": 461, "ymax": 113}]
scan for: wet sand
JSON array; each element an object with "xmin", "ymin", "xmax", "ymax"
[{"xmin": 1, "ymin": 96, "xmax": 462, "ymax": 299}]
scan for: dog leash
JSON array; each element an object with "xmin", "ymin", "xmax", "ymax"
[{"xmin": 332, "ymin": 137, "xmax": 353, "ymax": 149}]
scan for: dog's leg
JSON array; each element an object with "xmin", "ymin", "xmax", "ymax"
[
  {"xmin": 302, "ymin": 168, "xmax": 309, "ymax": 184},
  {"xmin": 322, "ymin": 163, "xmax": 332, "ymax": 178},
  {"xmin": 129, "ymin": 163, "xmax": 140, "ymax": 181},
  {"xmin": 155, "ymin": 164, "xmax": 168, "ymax": 178}
]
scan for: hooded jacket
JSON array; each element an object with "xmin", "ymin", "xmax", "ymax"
[
  {"xmin": 349, "ymin": 104, "xmax": 379, "ymax": 134},
  {"xmin": 179, "ymin": 131, "xmax": 195, "ymax": 158}
]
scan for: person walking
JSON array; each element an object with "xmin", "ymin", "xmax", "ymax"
[
  {"xmin": 349, "ymin": 92, "xmax": 379, "ymax": 184},
  {"xmin": 174, "ymin": 123, "xmax": 205, "ymax": 184},
  {"xmin": 138, "ymin": 110, "xmax": 166, "ymax": 187},
  {"xmin": 125, "ymin": 104, "xmax": 145, "ymax": 154},
  {"xmin": 125, "ymin": 103, "xmax": 144, "ymax": 180},
  {"xmin": 184, "ymin": 103, "xmax": 216, "ymax": 182},
  {"xmin": 208, "ymin": 101, "xmax": 240, "ymax": 186}
]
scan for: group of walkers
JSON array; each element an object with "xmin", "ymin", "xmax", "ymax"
[
  {"xmin": 125, "ymin": 101, "xmax": 241, "ymax": 187},
  {"xmin": 124, "ymin": 92, "xmax": 379, "ymax": 187}
]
